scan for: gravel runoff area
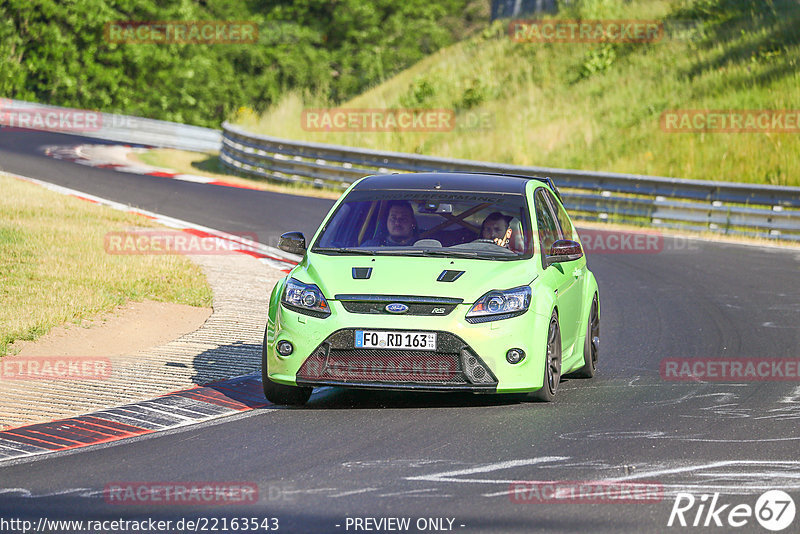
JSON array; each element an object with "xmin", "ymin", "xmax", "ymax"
[{"xmin": 0, "ymin": 253, "xmax": 284, "ymax": 430}]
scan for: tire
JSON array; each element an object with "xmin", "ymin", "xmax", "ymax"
[
  {"xmin": 531, "ymin": 310, "xmax": 562, "ymax": 402},
  {"xmin": 571, "ymin": 295, "xmax": 599, "ymax": 378},
  {"xmin": 261, "ymin": 327, "xmax": 312, "ymax": 406}
]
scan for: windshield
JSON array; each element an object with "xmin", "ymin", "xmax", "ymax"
[{"xmin": 312, "ymin": 190, "xmax": 533, "ymax": 260}]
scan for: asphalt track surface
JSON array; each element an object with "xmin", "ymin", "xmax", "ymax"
[{"xmin": 1, "ymin": 129, "xmax": 799, "ymax": 533}]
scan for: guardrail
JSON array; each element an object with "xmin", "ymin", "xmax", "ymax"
[
  {"xmin": 0, "ymin": 98, "xmax": 220, "ymax": 152},
  {"xmin": 221, "ymin": 122, "xmax": 800, "ymax": 242}
]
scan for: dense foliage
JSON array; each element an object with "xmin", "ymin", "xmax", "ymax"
[{"xmin": 0, "ymin": 0, "xmax": 486, "ymax": 127}]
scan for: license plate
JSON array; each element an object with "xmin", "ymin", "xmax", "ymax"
[{"xmin": 355, "ymin": 330, "xmax": 437, "ymax": 351}]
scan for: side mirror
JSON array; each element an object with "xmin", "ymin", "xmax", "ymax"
[
  {"xmin": 278, "ymin": 231, "xmax": 306, "ymax": 255},
  {"xmin": 546, "ymin": 239, "xmax": 583, "ymax": 265}
]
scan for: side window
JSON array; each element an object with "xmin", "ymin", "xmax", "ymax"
[
  {"xmin": 534, "ymin": 189, "xmax": 560, "ymax": 257},
  {"xmin": 546, "ymin": 190, "xmax": 574, "ymax": 240}
]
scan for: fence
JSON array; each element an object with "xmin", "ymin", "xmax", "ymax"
[
  {"xmin": 4, "ymin": 95, "xmax": 796, "ymax": 241},
  {"xmin": 220, "ymin": 122, "xmax": 800, "ymax": 241},
  {"xmin": 0, "ymin": 98, "xmax": 219, "ymax": 152}
]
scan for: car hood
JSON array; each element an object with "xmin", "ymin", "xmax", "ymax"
[{"xmin": 294, "ymin": 253, "xmax": 536, "ymax": 303}]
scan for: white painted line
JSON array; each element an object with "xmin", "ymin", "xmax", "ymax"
[
  {"xmin": 134, "ymin": 404, "xmax": 199, "ymax": 422},
  {"xmin": 694, "ymin": 472, "xmax": 800, "ymax": 479},
  {"xmin": 174, "ymin": 173, "xmax": 214, "ymax": 184},
  {"xmin": 608, "ymin": 460, "xmax": 800, "ymax": 483},
  {"xmin": 405, "ymin": 457, "xmax": 569, "ymax": 484},
  {"xmin": 378, "ymin": 488, "xmax": 439, "ymax": 497},
  {"xmin": 780, "ymin": 385, "xmax": 800, "ymax": 404},
  {"xmin": 279, "ymin": 488, "xmax": 338, "ymax": 495},
  {"xmin": 329, "ymin": 488, "xmax": 378, "ymax": 498}
]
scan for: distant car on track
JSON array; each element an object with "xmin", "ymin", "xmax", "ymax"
[{"xmin": 262, "ymin": 172, "xmax": 600, "ymax": 405}]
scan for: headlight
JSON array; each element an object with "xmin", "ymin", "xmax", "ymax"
[
  {"xmin": 466, "ymin": 286, "xmax": 531, "ymax": 323},
  {"xmin": 281, "ymin": 278, "xmax": 331, "ymax": 318}
]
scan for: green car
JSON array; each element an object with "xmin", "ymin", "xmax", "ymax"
[{"xmin": 263, "ymin": 172, "xmax": 600, "ymax": 405}]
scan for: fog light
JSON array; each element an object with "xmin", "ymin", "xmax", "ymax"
[
  {"xmin": 506, "ymin": 348, "xmax": 525, "ymax": 364},
  {"xmin": 277, "ymin": 340, "xmax": 294, "ymax": 356}
]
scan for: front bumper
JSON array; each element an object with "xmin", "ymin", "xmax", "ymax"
[
  {"xmin": 267, "ymin": 299, "xmax": 550, "ymax": 393},
  {"xmin": 295, "ymin": 329, "xmax": 498, "ymax": 391}
]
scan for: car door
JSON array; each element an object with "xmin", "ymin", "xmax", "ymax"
[
  {"xmin": 545, "ymin": 189, "xmax": 589, "ymax": 355},
  {"xmin": 534, "ymin": 188, "xmax": 582, "ymax": 357}
]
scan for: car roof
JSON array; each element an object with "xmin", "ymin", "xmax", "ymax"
[{"xmin": 353, "ymin": 172, "xmax": 555, "ymax": 195}]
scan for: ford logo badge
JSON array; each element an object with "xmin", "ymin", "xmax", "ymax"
[{"xmin": 385, "ymin": 303, "xmax": 409, "ymax": 314}]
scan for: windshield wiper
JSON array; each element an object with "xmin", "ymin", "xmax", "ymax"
[
  {"xmin": 313, "ymin": 247, "xmax": 375, "ymax": 255},
  {"xmin": 419, "ymin": 249, "xmax": 516, "ymax": 259},
  {"xmin": 314, "ymin": 247, "xmax": 512, "ymax": 259},
  {"xmin": 370, "ymin": 249, "xmax": 425, "ymax": 255},
  {"xmin": 420, "ymin": 249, "xmax": 479, "ymax": 257}
]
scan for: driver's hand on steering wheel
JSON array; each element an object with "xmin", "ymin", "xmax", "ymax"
[{"xmin": 493, "ymin": 227, "xmax": 513, "ymax": 248}]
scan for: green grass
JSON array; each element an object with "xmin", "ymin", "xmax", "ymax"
[
  {"xmin": 0, "ymin": 174, "xmax": 213, "ymax": 357},
  {"xmin": 236, "ymin": 0, "xmax": 800, "ymax": 186}
]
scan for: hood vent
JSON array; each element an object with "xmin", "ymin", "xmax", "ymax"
[
  {"xmin": 437, "ymin": 270, "xmax": 464, "ymax": 283},
  {"xmin": 352, "ymin": 267, "xmax": 373, "ymax": 279}
]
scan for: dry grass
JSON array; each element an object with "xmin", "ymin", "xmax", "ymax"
[{"xmin": 0, "ymin": 174, "xmax": 213, "ymax": 356}]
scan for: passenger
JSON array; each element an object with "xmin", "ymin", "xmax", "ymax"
[{"xmin": 363, "ymin": 200, "xmax": 419, "ymax": 246}]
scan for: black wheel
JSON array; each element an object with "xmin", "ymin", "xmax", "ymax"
[
  {"xmin": 532, "ymin": 310, "xmax": 562, "ymax": 402},
  {"xmin": 261, "ymin": 327, "xmax": 312, "ymax": 406},
  {"xmin": 570, "ymin": 295, "xmax": 599, "ymax": 378}
]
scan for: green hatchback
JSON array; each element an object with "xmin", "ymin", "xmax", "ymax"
[{"xmin": 263, "ymin": 172, "xmax": 600, "ymax": 405}]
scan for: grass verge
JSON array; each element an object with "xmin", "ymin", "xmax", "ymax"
[
  {"xmin": 237, "ymin": 0, "xmax": 800, "ymax": 187},
  {"xmin": 0, "ymin": 174, "xmax": 213, "ymax": 357}
]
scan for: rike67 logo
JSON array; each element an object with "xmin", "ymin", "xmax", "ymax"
[{"xmin": 668, "ymin": 490, "xmax": 796, "ymax": 531}]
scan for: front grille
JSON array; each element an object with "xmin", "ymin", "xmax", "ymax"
[
  {"xmin": 326, "ymin": 349, "xmax": 465, "ymax": 383},
  {"xmin": 335, "ymin": 295, "xmax": 462, "ymax": 316},
  {"xmin": 296, "ymin": 329, "xmax": 496, "ymax": 390}
]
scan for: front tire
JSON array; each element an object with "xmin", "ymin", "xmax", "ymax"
[
  {"xmin": 531, "ymin": 310, "xmax": 562, "ymax": 402},
  {"xmin": 261, "ymin": 327, "xmax": 312, "ymax": 406}
]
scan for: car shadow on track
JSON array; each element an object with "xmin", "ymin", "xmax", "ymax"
[
  {"xmin": 301, "ymin": 386, "xmax": 568, "ymax": 410},
  {"xmin": 186, "ymin": 341, "xmax": 571, "ymax": 411},
  {"xmin": 188, "ymin": 341, "xmax": 261, "ymax": 387}
]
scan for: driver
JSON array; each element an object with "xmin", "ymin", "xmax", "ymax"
[
  {"xmin": 363, "ymin": 200, "xmax": 419, "ymax": 246},
  {"xmin": 480, "ymin": 212, "xmax": 512, "ymax": 245},
  {"xmin": 479, "ymin": 212, "xmax": 525, "ymax": 251}
]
